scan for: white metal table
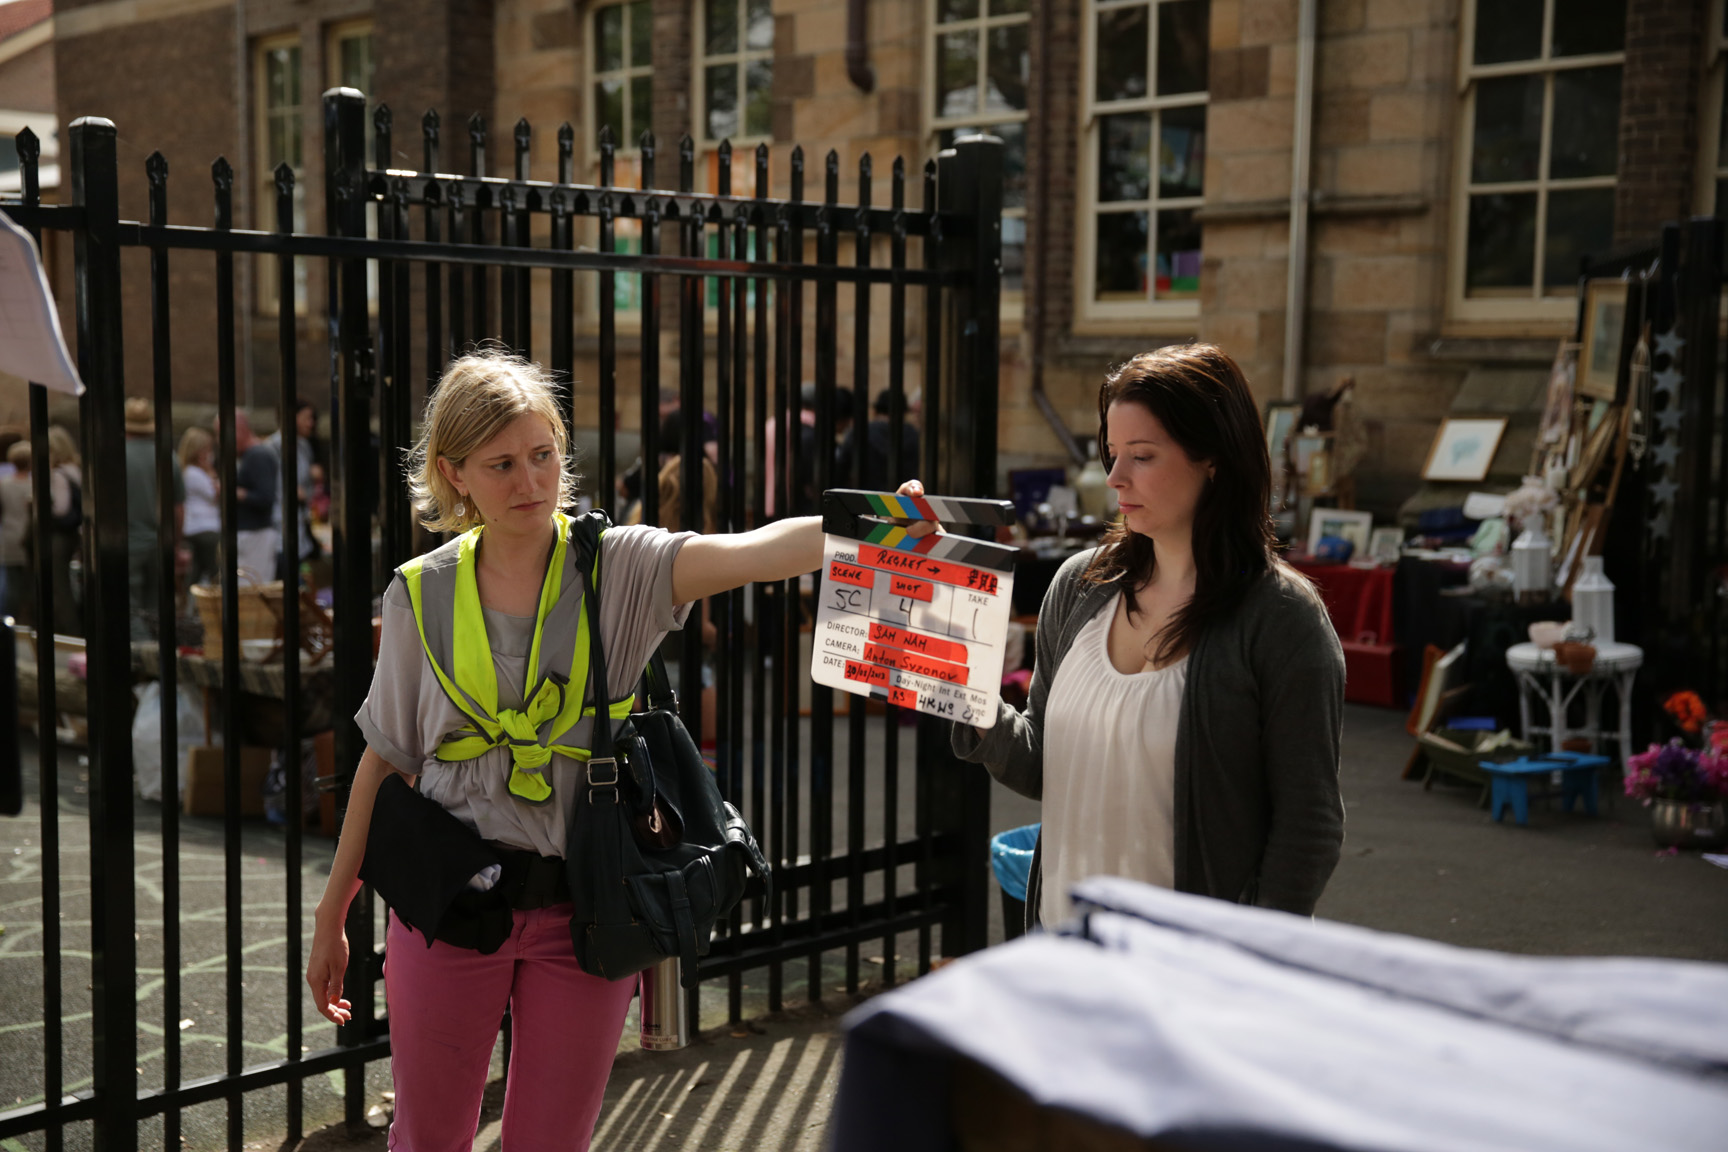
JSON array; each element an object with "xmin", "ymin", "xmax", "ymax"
[{"xmin": 1504, "ymin": 641, "xmax": 1643, "ymax": 765}]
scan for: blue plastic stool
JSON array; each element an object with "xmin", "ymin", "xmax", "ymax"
[{"xmin": 1479, "ymin": 754, "xmax": 1610, "ymax": 825}]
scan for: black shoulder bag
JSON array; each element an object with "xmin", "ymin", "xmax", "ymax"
[{"xmin": 565, "ymin": 514, "xmax": 771, "ymax": 986}]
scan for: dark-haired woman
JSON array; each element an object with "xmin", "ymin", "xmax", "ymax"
[{"xmin": 954, "ymin": 344, "xmax": 1344, "ymax": 926}]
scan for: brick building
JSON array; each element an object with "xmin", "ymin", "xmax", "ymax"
[{"xmin": 36, "ymin": 0, "xmax": 1727, "ymax": 516}]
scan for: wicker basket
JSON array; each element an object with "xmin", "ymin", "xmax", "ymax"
[{"xmin": 190, "ymin": 581, "xmax": 284, "ymax": 663}]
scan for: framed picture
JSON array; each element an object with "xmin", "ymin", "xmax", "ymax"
[
  {"xmin": 1421, "ymin": 417, "xmax": 1508, "ymax": 482},
  {"xmin": 1307, "ymin": 508, "xmax": 1373, "ymax": 558},
  {"xmin": 1369, "ymin": 526, "xmax": 1404, "ymax": 565},
  {"xmin": 1577, "ymin": 278, "xmax": 1629, "ymax": 401},
  {"xmin": 1264, "ymin": 401, "xmax": 1301, "ymax": 465}
]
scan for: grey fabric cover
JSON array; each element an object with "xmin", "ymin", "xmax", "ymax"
[{"xmin": 832, "ymin": 881, "xmax": 1728, "ymax": 1152}]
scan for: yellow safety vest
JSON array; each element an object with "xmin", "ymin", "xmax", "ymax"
[{"xmin": 398, "ymin": 510, "xmax": 633, "ymax": 805}]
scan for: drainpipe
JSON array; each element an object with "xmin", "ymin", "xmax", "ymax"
[
  {"xmin": 846, "ymin": 0, "xmax": 875, "ymax": 92},
  {"xmin": 1281, "ymin": 0, "xmax": 1318, "ymax": 402}
]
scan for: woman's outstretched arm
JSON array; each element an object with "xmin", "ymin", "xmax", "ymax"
[{"xmin": 670, "ymin": 479, "xmax": 933, "ymax": 605}]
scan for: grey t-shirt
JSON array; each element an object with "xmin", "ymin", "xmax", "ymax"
[{"xmin": 356, "ymin": 523, "xmax": 695, "ymax": 856}]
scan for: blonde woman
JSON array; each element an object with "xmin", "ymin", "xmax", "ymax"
[
  {"xmin": 307, "ymin": 350, "xmax": 927, "ymax": 1151},
  {"xmin": 179, "ymin": 426, "xmax": 221, "ymax": 591}
]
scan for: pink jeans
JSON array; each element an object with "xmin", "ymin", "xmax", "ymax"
[{"xmin": 383, "ymin": 905, "xmax": 637, "ymax": 1152}]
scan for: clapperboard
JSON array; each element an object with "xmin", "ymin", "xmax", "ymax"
[{"xmin": 812, "ymin": 489, "xmax": 1019, "ymax": 728}]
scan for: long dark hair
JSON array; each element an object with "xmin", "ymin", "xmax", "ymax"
[{"xmin": 1082, "ymin": 344, "xmax": 1280, "ymax": 665}]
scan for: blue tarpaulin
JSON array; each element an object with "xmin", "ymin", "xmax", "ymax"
[
  {"xmin": 989, "ymin": 823, "xmax": 1039, "ymax": 902},
  {"xmin": 833, "ymin": 877, "xmax": 1728, "ymax": 1152}
]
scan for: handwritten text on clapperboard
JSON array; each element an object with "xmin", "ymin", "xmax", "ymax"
[{"xmin": 810, "ymin": 537, "xmax": 1015, "ymax": 728}]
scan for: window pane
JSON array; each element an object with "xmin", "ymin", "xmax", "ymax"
[
  {"xmin": 1159, "ymin": 104, "xmax": 1205, "ymax": 198},
  {"xmin": 339, "ymin": 35, "xmax": 373, "ymax": 94},
  {"xmin": 1473, "ymin": 0, "xmax": 1542, "ymax": 65},
  {"xmin": 1471, "ymin": 74, "xmax": 1542, "ymax": 183},
  {"xmin": 706, "ymin": 64, "xmax": 739, "ymax": 140},
  {"xmin": 1551, "ymin": 0, "xmax": 1625, "ymax": 57},
  {"xmin": 1095, "ymin": 211, "xmax": 1149, "ymax": 299},
  {"xmin": 597, "ymin": 5, "xmax": 623, "ymax": 73},
  {"xmin": 985, "ymin": 23, "xmax": 1029, "ymax": 113},
  {"xmin": 597, "ymin": 78, "xmax": 624, "ymax": 144},
  {"xmin": 629, "ymin": 0, "xmax": 653, "ymax": 67},
  {"xmin": 1156, "ymin": 0, "xmax": 1209, "ymax": 96},
  {"xmin": 1095, "ymin": 5, "xmax": 1149, "ymax": 103},
  {"xmin": 746, "ymin": 60, "xmax": 773, "ymax": 137},
  {"xmin": 1543, "ymin": 187, "xmax": 1615, "ymax": 294},
  {"xmin": 938, "ymin": 0, "xmax": 979, "ymax": 22},
  {"xmin": 631, "ymin": 75, "xmax": 653, "ymax": 142},
  {"xmin": 1466, "ymin": 191, "xmax": 1537, "ymax": 293},
  {"xmin": 746, "ymin": 0, "xmax": 774, "ymax": 49},
  {"xmin": 706, "ymin": 0, "xmax": 738, "ymax": 55},
  {"xmin": 1099, "ymin": 113, "xmax": 1151, "ymax": 201},
  {"xmin": 991, "ymin": 0, "xmax": 1030, "ymax": 13},
  {"xmin": 937, "ymin": 31, "xmax": 980, "ymax": 117},
  {"xmin": 1155, "ymin": 208, "xmax": 1202, "ymax": 299},
  {"xmin": 1549, "ymin": 65, "xmax": 1620, "ymax": 179},
  {"xmin": 1002, "ymin": 214, "xmax": 1026, "ymax": 293}
]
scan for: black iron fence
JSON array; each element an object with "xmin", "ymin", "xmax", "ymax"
[{"xmin": 0, "ymin": 88, "xmax": 1001, "ymax": 1150}]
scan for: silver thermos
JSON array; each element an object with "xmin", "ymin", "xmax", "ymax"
[{"xmin": 638, "ymin": 956, "xmax": 690, "ymax": 1050}]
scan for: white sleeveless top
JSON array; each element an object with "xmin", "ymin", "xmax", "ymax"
[{"xmin": 1040, "ymin": 599, "xmax": 1187, "ymax": 923}]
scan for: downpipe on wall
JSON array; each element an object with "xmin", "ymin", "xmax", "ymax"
[{"xmin": 1282, "ymin": 0, "xmax": 1318, "ymax": 401}]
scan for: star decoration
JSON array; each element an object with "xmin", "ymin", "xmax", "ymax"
[
  {"xmin": 1652, "ymin": 441, "xmax": 1682, "ymax": 470},
  {"xmin": 1653, "ymin": 367, "xmax": 1683, "ymax": 399},
  {"xmin": 1648, "ymin": 510, "xmax": 1671, "ymax": 540},
  {"xmin": 1655, "ymin": 327, "xmax": 1686, "ymax": 360},
  {"xmin": 1650, "ymin": 478, "xmax": 1680, "ymax": 507},
  {"xmin": 1657, "ymin": 406, "xmax": 1685, "ymax": 434}
]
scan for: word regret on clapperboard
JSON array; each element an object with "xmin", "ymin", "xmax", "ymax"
[{"xmin": 813, "ymin": 489, "xmax": 1019, "ymax": 728}]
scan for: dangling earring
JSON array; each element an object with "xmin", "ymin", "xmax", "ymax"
[{"xmin": 455, "ymin": 499, "xmax": 466, "ymax": 519}]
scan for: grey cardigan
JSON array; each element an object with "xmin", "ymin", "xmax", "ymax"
[{"xmin": 954, "ymin": 548, "xmax": 1345, "ymax": 924}]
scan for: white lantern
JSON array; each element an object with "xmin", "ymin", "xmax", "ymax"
[
  {"xmin": 1572, "ymin": 556, "xmax": 1615, "ymax": 645},
  {"xmin": 1511, "ymin": 523, "xmax": 1551, "ymax": 600}
]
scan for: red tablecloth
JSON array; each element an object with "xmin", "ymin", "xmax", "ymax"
[
  {"xmin": 1289, "ymin": 561, "xmax": 1396, "ymax": 645},
  {"xmin": 1290, "ymin": 561, "xmax": 1401, "ymax": 707}
]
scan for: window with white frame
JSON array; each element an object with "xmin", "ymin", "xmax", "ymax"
[
  {"xmin": 1079, "ymin": 0, "xmax": 1207, "ymax": 321},
  {"xmin": 591, "ymin": 0, "xmax": 653, "ymax": 315},
  {"xmin": 699, "ymin": 0, "xmax": 773, "ymax": 144},
  {"xmin": 930, "ymin": 0, "xmax": 1030, "ymax": 293},
  {"xmin": 329, "ymin": 21, "xmax": 378, "ymax": 312},
  {"xmin": 256, "ymin": 35, "xmax": 306, "ymax": 315},
  {"xmin": 329, "ymin": 21, "xmax": 375, "ymax": 107},
  {"xmin": 1453, "ymin": 0, "xmax": 1624, "ymax": 323},
  {"xmin": 594, "ymin": 0, "xmax": 654, "ymax": 151}
]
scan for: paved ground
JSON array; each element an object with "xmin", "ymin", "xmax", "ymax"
[{"xmin": 2, "ymin": 703, "xmax": 1724, "ymax": 1151}]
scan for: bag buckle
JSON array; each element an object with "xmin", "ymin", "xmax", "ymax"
[{"xmin": 587, "ymin": 757, "xmax": 620, "ymax": 803}]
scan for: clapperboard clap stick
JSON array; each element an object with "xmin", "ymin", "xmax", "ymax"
[{"xmin": 812, "ymin": 489, "xmax": 1020, "ymax": 729}]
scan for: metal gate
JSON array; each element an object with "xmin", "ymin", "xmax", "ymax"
[{"xmin": 0, "ymin": 88, "xmax": 1001, "ymax": 1150}]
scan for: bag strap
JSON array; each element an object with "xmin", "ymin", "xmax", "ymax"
[
  {"xmin": 571, "ymin": 513, "xmax": 619, "ymax": 776},
  {"xmin": 642, "ymin": 650, "xmax": 679, "ymax": 713}
]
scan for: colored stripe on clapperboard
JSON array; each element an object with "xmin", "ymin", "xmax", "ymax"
[
  {"xmin": 827, "ymin": 489, "xmax": 1016, "ymax": 527},
  {"xmin": 858, "ymin": 521, "xmax": 1018, "ymax": 572}
]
